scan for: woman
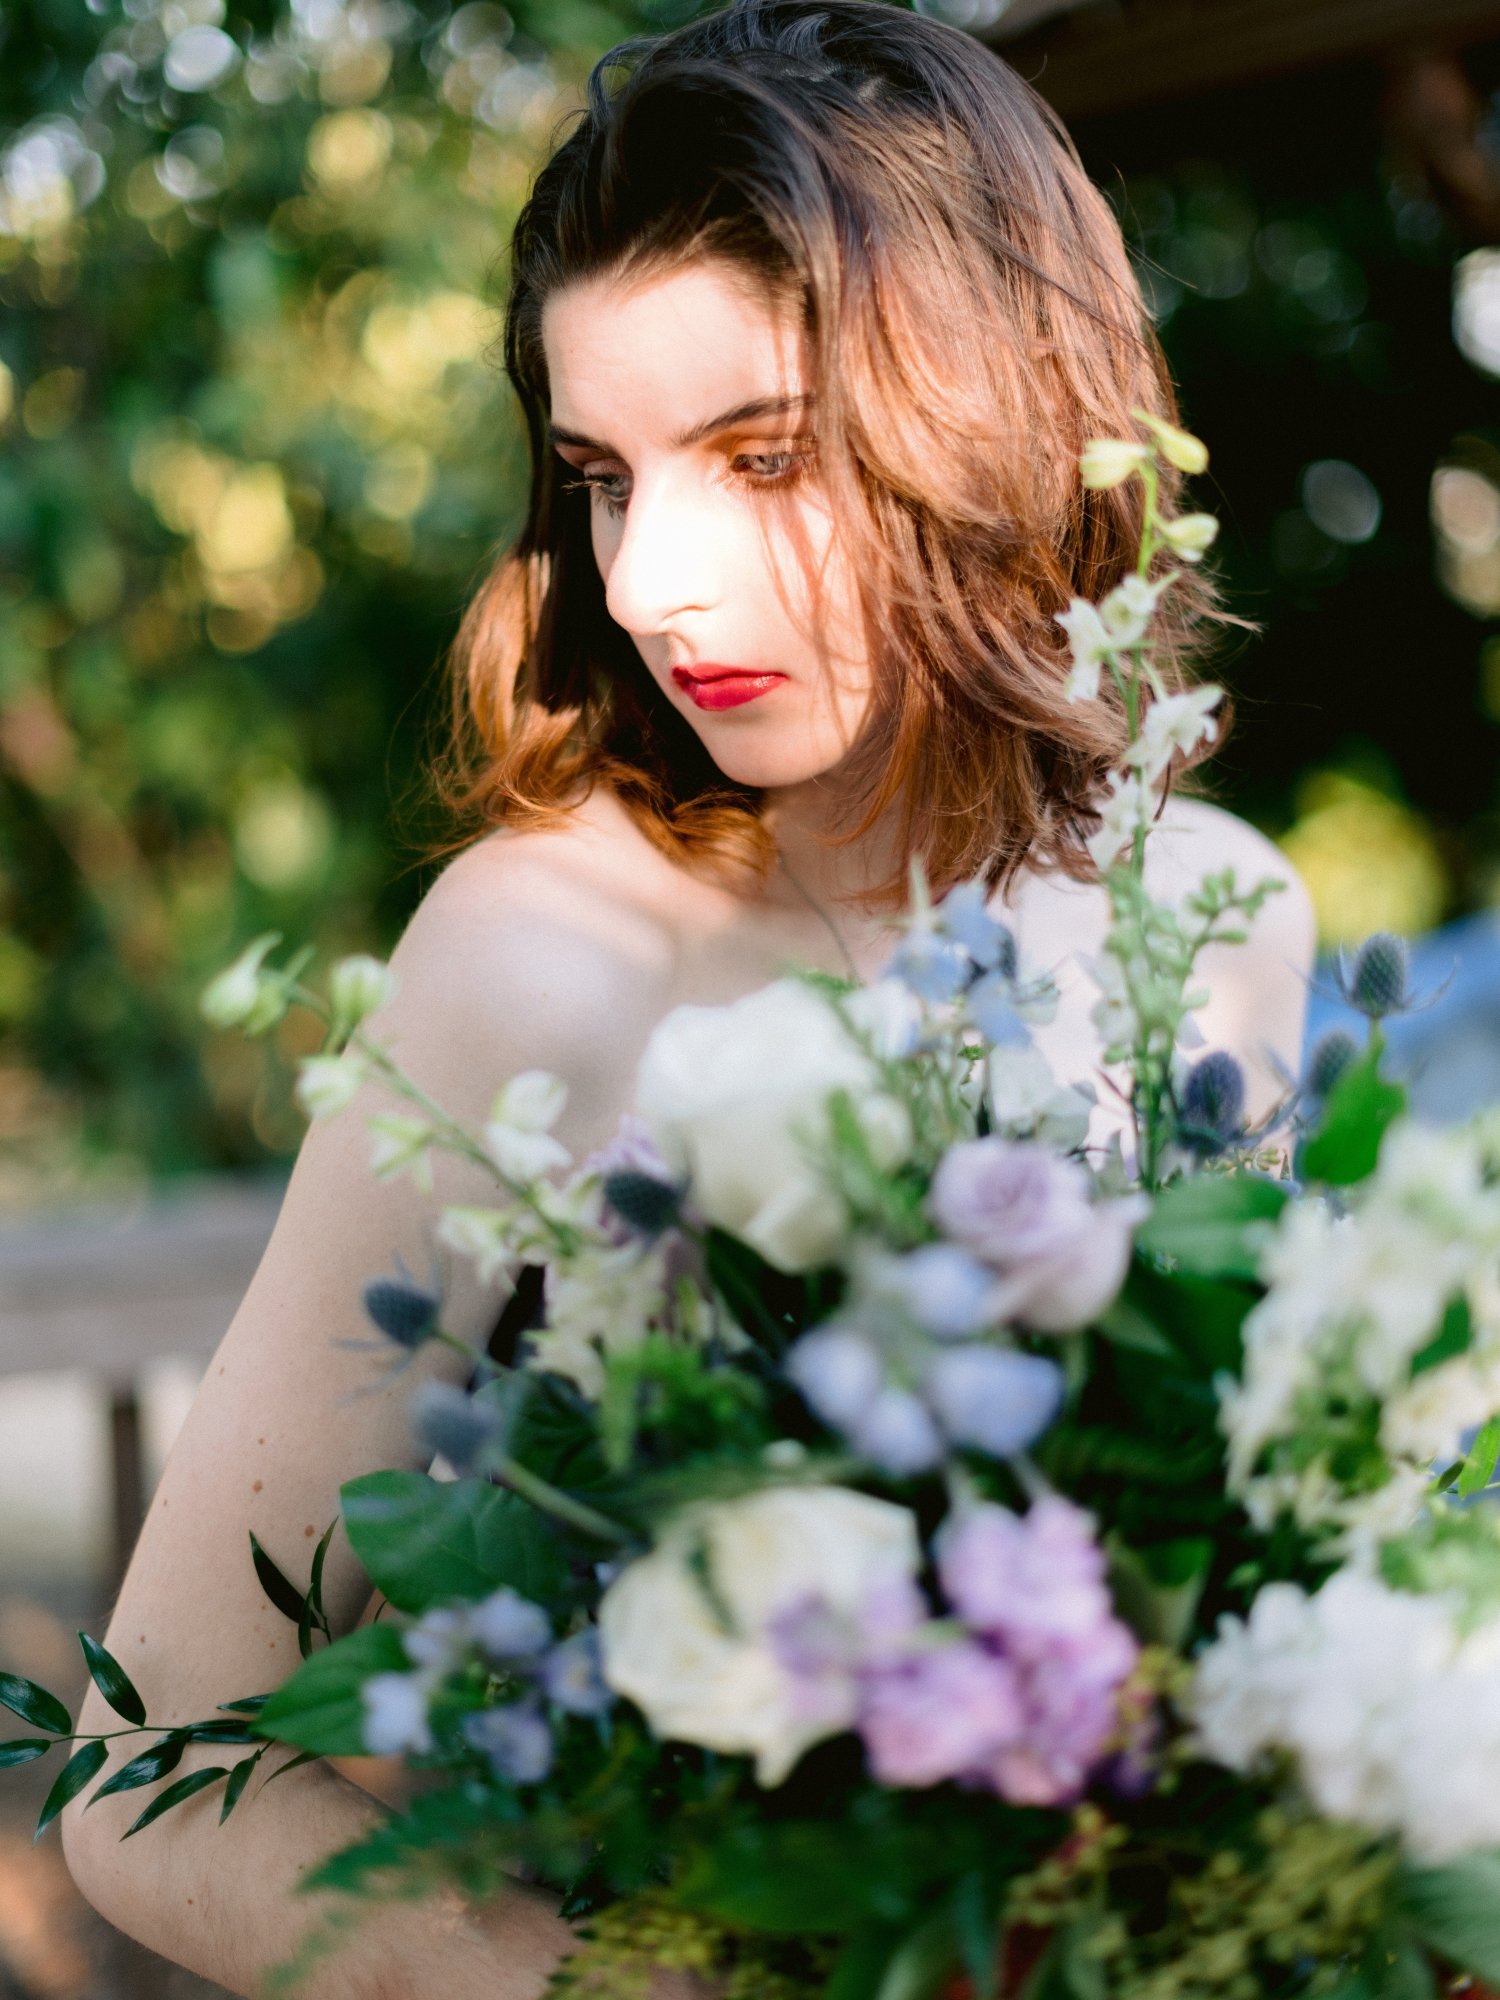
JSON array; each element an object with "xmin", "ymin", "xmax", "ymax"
[{"xmin": 61, "ymin": 3, "xmax": 1313, "ymax": 1994}]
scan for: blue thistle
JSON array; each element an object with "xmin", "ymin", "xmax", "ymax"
[
  {"xmin": 602, "ymin": 1169, "xmax": 681, "ymax": 1239},
  {"xmin": 1304, "ymin": 1027, "xmax": 1359, "ymax": 1102},
  {"xmin": 409, "ymin": 1381, "xmax": 502, "ymax": 1476},
  {"xmin": 362, "ymin": 1272, "xmax": 441, "ymax": 1349},
  {"xmin": 1347, "ymin": 932, "xmax": 1409, "ymax": 1019},
  {"xmin": 1178, "ymin": 1051, "xmax": 1247, "ymax": 1154}
]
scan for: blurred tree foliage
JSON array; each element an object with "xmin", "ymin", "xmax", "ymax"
[{"xmin": 0, "ymin": 0, "xmax": 1495, "ymax": 1189}]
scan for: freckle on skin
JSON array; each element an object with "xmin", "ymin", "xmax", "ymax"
[
  {"xmin": 304, "ymin": 1524, "xmax": 315, "ymax": 1537},
  {"xmin": 252, "ymin": 1480, "xmax": 263, "ymax": 1493}
]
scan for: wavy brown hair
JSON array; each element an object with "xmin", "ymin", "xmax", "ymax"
[{"xmin": 436, "ymin": 0, "xmax": 1218, "ymax": 910}]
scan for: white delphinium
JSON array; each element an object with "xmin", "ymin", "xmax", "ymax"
[
  {"xmin": 1123, "ymin": 686, "xmax": 1223, "ymax": 787},
  {"xmin": 484, "ymin": 1071, "xmax": 572, "ymax": 1182},
  {"xmin": 1224, "ymin": 1119, "xmax": 1500, "ymax": 1534},
  {"xmin": 1192, "ymin": 1567, "xmax": 1500, "ymax": 1863},
  {"xmin": 1085, "ymin": 771, "xmax": 1156, "ymax": 872},
  {"xmin": 530, "ymin": 1237, "xmax": 675, "ymax": 1399},
  {"xmin": 986, "ymin": 1043, "xmax": 1094, "ymax": 1151}
]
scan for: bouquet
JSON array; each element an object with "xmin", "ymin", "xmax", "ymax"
[{"xmin": 11, "ymin": 418, "xmax": 1500, "ymax": 2000}]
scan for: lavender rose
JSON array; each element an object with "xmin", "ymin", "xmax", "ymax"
[{"xmin": 928, "ymin": 1136, "xmax": 1146, "ymax": 1332}]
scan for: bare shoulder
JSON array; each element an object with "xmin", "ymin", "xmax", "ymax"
[
  {"xmin": 377, "ymin": 790, "xmax": 685, "ymax": 1144},
  {"xmin": 1148, "ymin": 794, "xmax": 1315, "ymax": 956}
]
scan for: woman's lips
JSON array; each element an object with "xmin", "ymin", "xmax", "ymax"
[{"xmin": 670, "ymin": 667, "xmax": 788, "ymax": 712}]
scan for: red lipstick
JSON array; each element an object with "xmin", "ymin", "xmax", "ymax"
[{"xmin": 670, "ymin": 665, "xmax": 788, "ymax": 712}]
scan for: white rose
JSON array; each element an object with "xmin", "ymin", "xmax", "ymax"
[
  {"xmin": 598, "ymin": 1485, "xmax": 920, "ymax": 1785},
  {"xmin": 633, "ymin": 979, "xmax": 911, "ymax": 1272}
]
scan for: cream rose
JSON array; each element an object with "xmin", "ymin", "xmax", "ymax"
[
  {"xmin": 597, "ymin": 1485, "xmax": 920, "ymax": 1785},
  {"xmin": 632, "ymin": 979, "xmax": 912, "ymax": 1272}
]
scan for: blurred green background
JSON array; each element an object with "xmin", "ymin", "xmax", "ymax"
[{"xmin": 0, "ymin": 0, "xmax": 1497, "ymax": 1197}]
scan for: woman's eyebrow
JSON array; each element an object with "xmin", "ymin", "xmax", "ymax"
[{"xmin": 547, "ymin": 392, "xmax": 814, "ymax": 455}]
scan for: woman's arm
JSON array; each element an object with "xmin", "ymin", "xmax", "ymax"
[{"xmin": 59, "ymin": 831, "xmax": 682, "ymax": 1998}]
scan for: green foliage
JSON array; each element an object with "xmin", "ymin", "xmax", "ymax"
[
  {"xmin": 255, "ymin": 1621, "xmax": 409, "ymax": 1755},
  {"xmin": 1299, "ymin": 1041, "xmax": 1406, "ymax": 1187},
  {"xmin": 0, "ymin": 1669, "xmax": 71, "ymax": 1736},
  {"xmin": 78, "ymin": 1630, "xmax": 147, "ymax": 1725},
  {"xmin": 340, "ymin": 1468, "xmax": 570, "ymax": 1613},
  {"xmin": 1135, "ymin": 1173, "xmax": 1288, "ymax": 1282},
  {"xmin": 1399, "ymin": 1852, "xmax": 1500, "ymax": 1987},
  {"xmin": 35, "ymin": 1737, "xmax": 107, "ymax": 1839}
]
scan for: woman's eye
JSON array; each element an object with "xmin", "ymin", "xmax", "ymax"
[
  {"xmin": 732, "ymin": 447, "xmax": 815, "ymax": 484},
  {"xmin": 562, "ymin": 469, "xmax": 630, "ymax": 514}
]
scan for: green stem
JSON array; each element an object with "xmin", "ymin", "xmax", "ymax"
[{"xmin": 489, "ymin": 1452, "xmax": 632, "ymax": 1546}]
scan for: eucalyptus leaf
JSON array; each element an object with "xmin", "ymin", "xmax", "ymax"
[
  {"xmin": 255, "ymin": 1624, "xmax": 409, "ymax": 1756},
  {"xmin": 78, "ymin": 1632, "xmax": 147, "ymax": 1726},
  {"xmin": 0, "ymin": 1671, "xmax": 71, "ymax": 1737},
  {"xmin": 122, "ymin": 1767, "xmax": 231, "ymax": 1838},
  {"xmin": 341, "ymin": 1470, "xmax": 568, "ymax": 1614},
  {"xmin": 35, "ymin": 1738, "xmax": 107, "ymax": 1840}
]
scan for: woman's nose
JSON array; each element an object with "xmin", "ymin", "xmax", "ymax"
[{"xmin": 601, "ymin": 471, "xmax": 720, "ymax": 638}]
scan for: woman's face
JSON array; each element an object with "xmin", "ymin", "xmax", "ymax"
[{"xmin": 541, "ymin": 258, "xmax": 874, "ymax": 792}]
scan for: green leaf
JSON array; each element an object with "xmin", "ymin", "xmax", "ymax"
[
  {"xmin": 260, "ymin": 1747, "xmax": 319, "ymax": 1788},
  {"xmin": 823, "ymin": 1929, "xmax": 904, "ymax": 2000},
  {"xmin": 1412, "ymin": 1297, "xmax": 1474, "ymax": 1377},
  {"xmin": 340, "ymin": 1470, "xmax": 568, "ymax": 1615},
  {"xmin": 78, "ymin": 1632, "xmax": 147, "ymax": 1726},
  {"xmin": 218, "ymin": 1695, "xmax": 269, "ymax": 1715},
  {"xmin": 122, "ymin": 1766, "xmax": 231, "ymax": 1838},
  {"xmin": 34, "ymin": 1739, "xmax": 107, "ymax": 1840},
  {"xmin": 1401, "ymin": 1852, "xmax": 1500, "ymax": 1984},
  {"xmin": 1459, "ymin": 1416, "xmax": 1500, "ymax": 1499},
  {"xmin": 0, "ymin": 1671, "xmax": 71, "ymax": 1736},
  {"xmin": 874, "ymin": 1909, "xmax": 962, "ymax": 2000},
  {"xmin": 87, "ymin": 1732, "xmax": 186, "ymax": 1804},
  {"xmin": 1300, "ymin": 1042, "xmax": 1406, "ymax": 1187},
  {"xmin": 250, "ymin": 1533, "xmax": 310, "ymax": 1626},
  {"xmin": 1094, "ymin": 1294, "xmax": 1172, "ymax": 1356},
  {"xmin": 255, "ymin": 1623, "xmax": 409, "ymax": 1755},
  {"xmin": 0, "ymin": 1738, "xmax": 53, "ymax": 1768},
  {"xmin": 1135, "ymin": 1173, "xmax": 1288, "ymax": 1282},
  {"xmin": 220, "ymin": 1748, "xmax": 265, "ymax": 1824}
]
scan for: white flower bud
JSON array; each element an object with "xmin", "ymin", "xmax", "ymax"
[
  {"xmin": 1079, "ymin": 439, "xmax": 1149, "ymax": 490},
  {"xmin": 328, "ymin": 955, "xmax": 396, "ymax": 1033},
  {"xmin": 1137, "ymin": 413, "xmax": 1209, "ymax": 475},
  {"xmin": 295, "ymin": 1052, "xmax": 366, "ymax": 1121},
  {"xmin": 491, "ymin": 1070, "xmax": 568, "ymax": 1134},
  {"xmin": 1159, "ymin": 512, "xmax": 1220, "ymax": 561},
  {"xmin": 200, "ymin": 934, "xmax": 282, "ymax": 1031}
]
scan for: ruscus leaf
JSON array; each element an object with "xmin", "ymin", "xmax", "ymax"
[
  {"xmin": 220, "ymin": 1749, "xmax": 265, "ymax": 1824},
  {"xmin": 87, "ymin": 1733, "xmax": 186, "ymax": 1805},
  {"xmin": 122, "ymin": 1767, "xmax": 230, "ymax": 1838},
  {"xmin": 0, "ymin": 1739, "xmax": 53, "ymax": 1769},
  {"xmin": 34, "ymin": 1739, "xmax": 107, "ymax": 1840},
  {"xmin": 78, "ymin": 1633, "xmax": 147, "ymax": 1726},
  {"xmin": 0, "ymin": 1672, "xmax": 72, "ymax": 1737},
  {"xmin": 249, "ymin": 1534, "xmax": 310, "ymax": 1626}
]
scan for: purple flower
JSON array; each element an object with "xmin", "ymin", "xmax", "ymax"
[
  {"xmin": 938, "ymin": 1496, "xmax": 1113, "ymax": 1647},
  {"xmin": 468, "ymin": 1587, "xmax": 552, "ymax": 1665},
  {"xmin": 540, "ymin": 1629, "xmax": 612, "ymax": 1717},
  {"xmin": 463, "ymin": 1701, "xmax": 554, "ymax": 1785},
  {"xmin": 924, "ymin": 1347, "xmax": 1064, "ymax": 1458},
  {"xmin": 409, "ymin": 1379, "xmax": 503, "ymax": 1475},
  {"xmin": 928, "ymin": 1139, "xmax": 1141, "ymax": 1333},
  {"xmin": 889, "ymin": 927, "xmax": 971, "ymax": 1005},
  {"xmin": 935, "ymin": 880, "xmax": 1017, "ymax": 977},
  {"xmin": 860, "ymin": 1640, "xmax": 1024, "ymax": 1788},
  {"xmin": 983, "ymin": 1623, "xmax": 1139, "ymax": 1806}
]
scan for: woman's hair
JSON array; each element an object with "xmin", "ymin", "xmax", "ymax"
[{"xmin": 436, "ymin": 0, "xmax": 1218, "ymax": 908}]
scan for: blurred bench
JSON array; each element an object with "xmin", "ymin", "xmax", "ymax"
[{"xmin": 0, "ymin": 1179, "xmax": 285, "ymax": 1584}]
